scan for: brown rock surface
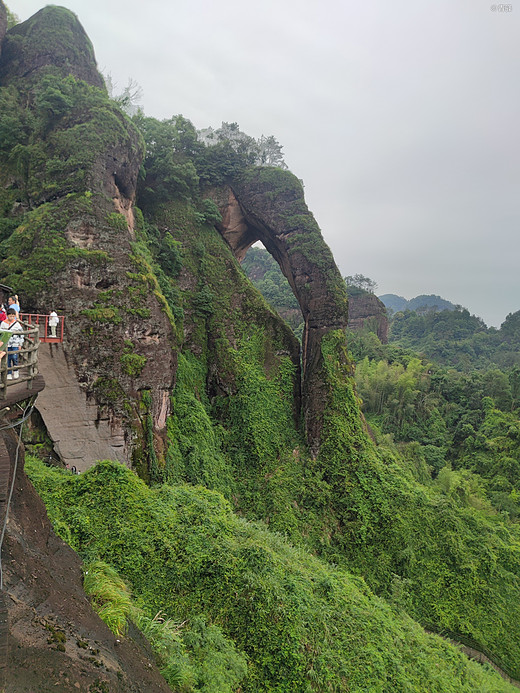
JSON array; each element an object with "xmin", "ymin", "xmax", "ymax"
[
  {"xmin": 348, "ymin": 292, "xmax": 388, "ymax": 343},
  {"xmin": 0, "ymin": 422, "xmax": 170, "ymax": 692},
  {"xmin": 36, "ymin": 344, "xmax": 127, "ymax": 470}
]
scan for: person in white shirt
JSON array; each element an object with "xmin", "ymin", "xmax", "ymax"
[
  {"xmin": 48, "ymin": 310, "xmax": 59, "ymax": 337},
  {"xmin": 1, "ymin": 309, "xmax": 24, "ymax": 379}
]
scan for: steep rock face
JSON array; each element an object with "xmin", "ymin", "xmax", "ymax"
[
  {"xmin": 149, "ymin": 200, "xmax": 302, "ymax": 429},
  {"xmin": 348, "ymin": 292, "xmax": 388, "ymax": 343},
  {"xmin": 35, "ymin": 344, "xmax": 127, "ymax": 470},
  {"xmin": 0, "ymin": 6, "xmax": 176, "ymax": 464},
  {"xmin": 0, "ymin": 423, "xmax": 171, "ymax": 692},
  {"xmin": 0, "ymin": 5, "xmax": 104, "ymax": 88},
  {"xmin": 210, "ymin": 168, "xmax": 349, "ymax": 455}
]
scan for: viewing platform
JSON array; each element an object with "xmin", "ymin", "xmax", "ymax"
[
  {"xmin": 20, "ymin": 313, "xmax": 65, "ymax": 344},
  {"xmin": 0, "ymin": 320, "xmax": 46, "ymax": 407}
]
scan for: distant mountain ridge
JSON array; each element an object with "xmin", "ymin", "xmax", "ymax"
[{"xmin": 379, "ymin": 293, "xmax": 456, "ymax": 314}]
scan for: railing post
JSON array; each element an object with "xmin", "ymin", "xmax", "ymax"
[
  {"xmin": 0, "ymin": 353, "xmax": 5, "ymax": 400},
  {"xmin": 30, "ymin": 325, "xmax": 39, "ymax": 387}
]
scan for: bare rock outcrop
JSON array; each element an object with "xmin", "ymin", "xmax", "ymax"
[
  {"xmin": 36, "ymin": 344, "xmax": 128, "ymax": 470},
  {"xmin": 348, "ymin": 292, "xmax": 388, "ymax": 343}
]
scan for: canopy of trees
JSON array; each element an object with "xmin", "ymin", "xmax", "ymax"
[{"xmin": 344, "ymin": 273, "xmax": 378, "ymax": 293}]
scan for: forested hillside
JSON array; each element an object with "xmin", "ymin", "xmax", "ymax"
[
  {"xmin": 242, "ymin": 246, "xmax": 304, "ymax": 337},
  {"xmin": 388, "ymin": 306, "xmax": 520, "ymax": 369},
  {"xmin": 379, "ymin": 292, "xmax": 456, "ymax": 314},
  {"xmin": 0, "ymin": 3, "xmax": 519, "ymax": 691}
]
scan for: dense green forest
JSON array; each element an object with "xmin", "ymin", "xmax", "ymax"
[
  {"xmin": 245, "ymin": 256, "xmax": 520, "ymax": 521},
  {"xmin": 380, "ymin": 292, "xmax": 456, "ymax": 314},
  {"xmin": 349, "ymin": 330, "xmax": 520, "ymax": 518},
  {"xmin": 389, "ymin": 306, "xmax": 520, "ymax": 370},
  {"xmin": 1, "ymin": 7, "xmax": 520, "ymax": 690},
  {"xmin": 358, "ymin": 301, "xmax": 520, "ymax": 525}
]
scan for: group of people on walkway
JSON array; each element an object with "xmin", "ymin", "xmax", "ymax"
[
  {"xmin": 0, "ymin": 295, "xmax": 24, "ymax": 379},
  {"xmin": 0, "ymin": 295, "xmax": 62, "ymax": 381}
]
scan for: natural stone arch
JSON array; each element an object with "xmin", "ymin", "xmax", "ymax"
[{"xmin": 209, "ymin": 167, "xmax": 349, "ymax": 456}]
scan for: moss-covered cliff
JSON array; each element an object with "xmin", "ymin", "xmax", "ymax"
[
  {"xmin": 1, "ymin": 4, "xmax": 520, "ymax": 692},
  {"xmin": 0, "ymin": 5, "xmax": 176, "ymax": 467}
]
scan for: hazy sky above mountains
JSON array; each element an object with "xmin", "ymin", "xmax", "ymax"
[{"xmin": 10, "ymin": 0, "xmax": 520, "ymax": 327}]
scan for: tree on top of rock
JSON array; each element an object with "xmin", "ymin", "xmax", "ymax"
[{"xmin": 344, "ymin": 274, "xmax": 378, "ymax": 294}]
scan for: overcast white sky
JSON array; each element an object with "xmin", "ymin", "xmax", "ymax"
[{"xmin": 9, "ymin": 0, "xmax": 520, "ymax": 327}]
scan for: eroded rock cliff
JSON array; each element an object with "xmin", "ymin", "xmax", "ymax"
[
  {"xmin": 0, "ymin": 4, "xmax": 176, "ymax": 466},
  {"xmin": 210, "ymin": 168, "xmax": 349, "ymax": 454},
  {"xmin": 347, "ymin": 291, "xmax": 388, "ymax": 343}
]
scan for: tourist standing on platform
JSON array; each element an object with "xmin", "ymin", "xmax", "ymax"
[
  {"xmin": 0, "ymin": 309, "xmax": 24, "ymax": 379},
  {"xmin": 48, "ymin": 310, "xmax": 59, "ymax": 338}
]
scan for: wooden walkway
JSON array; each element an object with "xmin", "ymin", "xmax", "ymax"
[
  {"xmin": 0, "ymin": 374, "xmax": 44, "ymax": 412},
  {"xmin": 0, "ymin": 321, "xmax": 40, "ymax": 403}
]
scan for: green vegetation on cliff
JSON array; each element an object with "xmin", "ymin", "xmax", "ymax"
[
  {"xmin": 0, "ymin": 65, "xmax": 143, "ymax": 301},
  {"xmin": 2, "ymin": 7, "xmax": 520, "ymax": 690},
  {"xmin": 77, "ymin": 98, "xmax": 520, "ymax": 683},
  {"xmin": 27, "ymin": 457, "xmax": 517, "ymax": 693}
]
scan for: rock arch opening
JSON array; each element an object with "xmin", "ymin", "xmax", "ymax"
[
  {"xmin": 243, "ymin": 243, "xmax": 305, "ymax": 338},
  {"xmin": 210, "ymin": 171, "xmax": 349, "ymax": 455}
]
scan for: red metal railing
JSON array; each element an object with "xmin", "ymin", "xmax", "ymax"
[
  {"xmin": 19, "ymin": 314, "xmax": 65, "ymax": 344},
  {"xmin": 0, "ymin": 321, "xmax": 40, "ymax": 399}
]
